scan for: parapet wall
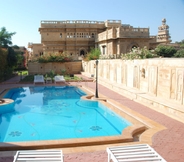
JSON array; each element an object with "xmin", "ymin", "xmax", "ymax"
[
  {"xmin": 40, "ymin": 20, "xmax": 105, "ymax": 28},
  {"xmin": 82, "ymin": 58, "xmax": 184, "ymax": 122}
]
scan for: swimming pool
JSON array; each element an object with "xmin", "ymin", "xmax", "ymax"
[{"xmin": 0, "ymin": 86, "xmax": 131, "ymax": 142}]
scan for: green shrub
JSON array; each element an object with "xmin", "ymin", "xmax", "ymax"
[
  {"xmin": 155, "ymin": 45, "xmax": 177, "ymax": 57},
  {"xmin": 174, "ymin": 49, "xmax": 184, "ymax": 58},
  {"xmin": 19, "ymin": 75, "xmax": 34, "ymax": 82},
  {"xmin": 37, "ymin": 52, "xmax": 72, "ymax": 63},
  {"xmin": 47, "ymin": 70, "xmax": 55, "ymax": 79},
  {"xmin": 121, "ymin": 47, "xmax": 157, "ymax": 60},
  {"xmin": 84, "ymin": 48, "xmax": 101, "ymax": 61},
  {"xmin": 61, "ymin": 69, "xmax": 66, "ymax": 75}
]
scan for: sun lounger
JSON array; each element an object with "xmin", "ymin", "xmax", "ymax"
[
  {"xmin": 13, "ymin": 150, "xmax": 63, "ymax": 162},
  {"xmin": 34, "ymin": 75, "xmax": 45, "ymax": 84},
  {"xmin": 54, "ymin": 75, "xmax": 65, "ymax": 84},
  {"xmin": 107, "ymin": 144, "xmax": 166, "ymax": 162}
]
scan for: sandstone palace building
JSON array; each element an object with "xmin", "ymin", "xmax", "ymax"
[{"xmin": 28, "ymin": 18, "xmax": 171, "ymax": 60}]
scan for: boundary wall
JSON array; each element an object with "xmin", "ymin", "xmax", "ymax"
[
  {"xmin": 28, "ymin": 62, "xmax": 82, "ymax": 75},
  {"xmin": 82, "ymin": 58, "xmax": 184, "ymax": 123}
]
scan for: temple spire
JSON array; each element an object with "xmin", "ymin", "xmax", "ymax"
[{"xmin": 157, "ymin": 18, "xmax": 171, "ymax": 43}]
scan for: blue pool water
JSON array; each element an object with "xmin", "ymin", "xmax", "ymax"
[{"xmin": 0, "ymin": 86, "xmax": 131, "ymax": 142}]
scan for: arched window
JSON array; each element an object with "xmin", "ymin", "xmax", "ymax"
[
  {"xmin": 102, "ymin": 45, "xmax": 106, "ymax": 54},
  {"xmin": 59, "ymin": 50, "xmax": 63, "ymax": 53},
  {"xmin": 80, "ymin": 50, "xmax": 85, "ymax": 56}
]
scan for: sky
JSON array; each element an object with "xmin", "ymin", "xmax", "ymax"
[{"xmin": 0, "ymin": 0, "xmax": 184, "ymax": 48}]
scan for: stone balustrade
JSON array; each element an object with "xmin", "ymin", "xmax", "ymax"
[{"xmin": 96, "ymin": 27, "xmax": 149, "ymax": 41}]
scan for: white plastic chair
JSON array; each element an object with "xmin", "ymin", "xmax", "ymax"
[
  {"xmin": 34, "ymin": 75, "xmax": 45, "ymax": 85},
  {"xmin": 13, "ymin": 149, "xmax": 63, "ymax": 162},
  {"xmin": 54, "ymin": 75, "xmax": 65, "ymax": 84},
  {"xmin": 107, "ymin": 144, "xmax": 167, "ymax": 162}
]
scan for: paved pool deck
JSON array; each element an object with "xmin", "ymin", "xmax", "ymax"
[{"xmin": 0, "ymin": 75, "xmax": 184, "ymax": 162}]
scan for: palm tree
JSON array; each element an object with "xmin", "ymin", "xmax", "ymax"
[{"xmin": 0, "ymin": 27, "xmax": 16, "ymax": 48}]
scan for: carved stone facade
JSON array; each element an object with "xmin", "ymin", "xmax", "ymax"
[{"xmin": 28, "ymin": 19, "xmax": 171, "ymax": 60}]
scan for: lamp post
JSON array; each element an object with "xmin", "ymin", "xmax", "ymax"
[
  {"xmin": 95, "ymin": 59, "xmax": 99, "ymax": 98},
  {"xmin": 20, "ymin": 71, "xmax": 22, "ymax": 80}
]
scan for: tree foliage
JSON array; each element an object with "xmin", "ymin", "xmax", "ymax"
[
  {"xmin": 15, "ymin": 52, "xmax": 24, "ymax": 68},
  {"xmin": 0, "ymin": 27, "xmax": 18, "ymax": 82},
  {"xmin": 155, "ymin": 45, "xmax": 177, "ymax": 57},
  {"xmin": 175, "ymin": 39, "xmax": 184, "ymax": 48},
  {"xmin": 175, "ymin": 39, "xmax": 184, "ymax": 44},
  {"xmin": 0, "ymin": 48, "xmax": 7, "ymax": 81},
  {"xmin": 7, "ymin": 47, "xmax": 17, "ymax": 67},
  {"xmin": 0, "ymin": 48, "xmax": 16, "ymax": 81},
  {"xmin": 174, "ymin": 49, "xmax": 184, "ymax": 58},
  {"xmin": 0, "ymin": 27, "xmax": 16, "ymax": 48}
]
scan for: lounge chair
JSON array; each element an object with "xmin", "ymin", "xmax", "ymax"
[
  {"xmin": 34, "ymin": 75, "xmax": 45, "ymax": 85},
  {"xmin": 13, "ymin": 149, "xmax": 63, "ymax": 162},
  {"xmin": 54, "ymin": 75, "xmax": 65, "ymax": 84},
  {"xmin": 107, "ymin": 144, "xmax": 166, "ymax": 162}
]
